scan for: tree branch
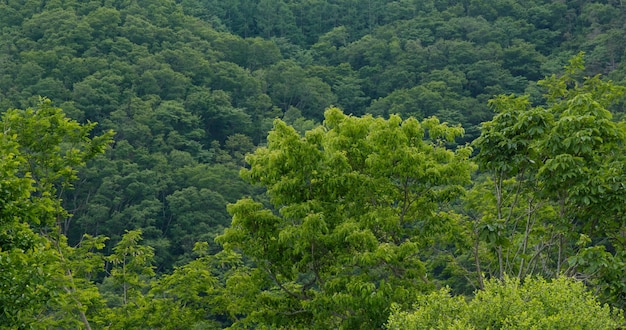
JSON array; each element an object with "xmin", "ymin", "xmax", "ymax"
[{"xmin": 263, "ymin": 262, "xmax": 311, "ymax": 301}]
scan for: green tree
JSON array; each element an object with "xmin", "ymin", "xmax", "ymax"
[
  {"xmin": 139, "ymin": 242, "xmax": 225, "ymax": 329},
  {"xmin": 469, "ymin": 53, "xmax": 626, "ymax": 305},
  {"xmin": 263, "ymin": 60, "xmax": 337, "ymax": 120},
  {"xmin": 0, "ymin": 98, "xmax": 113, "ymax": 328},
  {"xmin": 101, "ymin": 230, "xmax": 156, "ymax": 329},
  {"xmin": 216, "ymin": 107, "xmax": 475, "ymax": 328},
  {"xmin": 387, "ymin": 276, "xmax": 624, "ymax": 329},
  {"xmin": 256, "ymin": 0, "xmax": 302, "ymax": 43}
]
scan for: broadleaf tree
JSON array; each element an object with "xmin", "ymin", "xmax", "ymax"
[
  {"xmin": 216, "ymin": 107, "xmax": 475, "ymax": 328},
  {"xmin": 0, "ymin": 98, "xmax": 113, "ymax": 328},
  {"xmin": 468, "ymin": 53, "xmax": 626, "ymax": 306}
]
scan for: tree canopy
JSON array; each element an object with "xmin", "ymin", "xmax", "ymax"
[
  {"xmin": 217, "ymin": 107, "xmax": 474, "ymax": 328},
  {"xmin": 387, "ymin": 276, "xmax": 622, "ymax": 330},
  {"xmin": 1, "ymin": 0, "xmax": 626, "ymax": 328},
  {"xmin": 0, "ymin": 98, "xmax": 113, "ymax": 328}
]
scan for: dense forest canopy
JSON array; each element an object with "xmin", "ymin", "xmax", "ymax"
[{"xmin": 0, "ymin": 0, "xmax": 625, "ymax": 328}]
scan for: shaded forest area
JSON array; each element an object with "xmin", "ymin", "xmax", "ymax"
[{"xmin": 1, "ymin": 0, "xmax": 626, "ymax": 328}]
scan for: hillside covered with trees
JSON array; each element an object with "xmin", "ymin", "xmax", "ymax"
[{"xmin": 1, "ymin": 0, "xmax": 626, "ymax": 328}]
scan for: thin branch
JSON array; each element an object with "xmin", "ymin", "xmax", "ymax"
[
  {"xmin": 53, "ymin": 239, "xmax": 93, "ymax": 330},
  {"xmin": 473, "ymin": 230, "xmax": 485, "ymax": 290},
  {"xmin": 263, "ymin": 263, "xmax": 310, "ymax": 301}
]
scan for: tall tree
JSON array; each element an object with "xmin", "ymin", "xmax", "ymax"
[
  {"xmin": 469, "ymin": 53, "xmax": 626, "ymax": 306},
  {"xmin": 0, "ymin": 98, "xmax": 113, "ymax": 328},
  {"xmin": 216, "ymin": 107, "xmax": 475, "ymax": 328}
]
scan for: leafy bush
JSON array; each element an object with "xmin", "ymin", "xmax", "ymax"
[{"xmin": 387, "ymin": 276, "xmax": 624, "ymax": 330}]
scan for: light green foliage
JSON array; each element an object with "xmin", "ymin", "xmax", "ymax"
[
  {"xmin": 0, "ymin": 229, "xmax": 59, "ymax": 328},
  {"xmin": 2, "ymin": 98, "xmax": 114, "ymax": 228},
  {"xmin": 4, "ymin": 0, "xmax": 624, "ymax": 274},
  {"xmin": 106, "ymin": 230, "xmax": 155, "ymax": 304},
  {"xmin": 217, "ymin": 107, "xmax": 475, "ymax": 328},
  {"xmin": 98, "ymin": 237, "xmax": 227, "ymax": 329},
  {"xmin": 470, "ymin": 53, "xmax": 626, "ymax": 305},
  {"xmin": 387, "ymin": 276, "xmax": 623, "ymax": 330},
  {"xmin": 2, "ymin": 0, "xmax": 626, "ymax": 327},
  {"xmin": 0, "ymin": 99, "xmax": 112, "ymax": 328},
  {"xmin": 387, "ymin": 289, "xmax": 472, "ymax": 330},
  {"xmin": 567, "ymin": 243, "xmax": 626, "ymax": 310},
  {"xmin": 140, "ymin": 242, "xmax": 226, "ymax": 329},
  {"xmin": 100, "ymin": 230, "xmax": 155, "ymax": 329},
  {"xmin": 47, "ymin": 234, "xmax": 109, "ymax": 329}
]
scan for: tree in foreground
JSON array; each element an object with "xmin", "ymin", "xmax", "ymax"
[
  {"xmin": 0, "ymin": 99, "xmax": 226, "ymax": 329},
  {"xmin": 0, "ymin": 98, "xmax": 113, "ymax": 328},
  {"xmin": 387, "ymin": 276, "xmax": 623, "ymax": 330},
  {"xmin": 216, "ymin": 107, "xmax": 475, "ymax": 328},
  {"xmin": 466, "ymin": 53, "xmax": 626, "ymax": 307}
]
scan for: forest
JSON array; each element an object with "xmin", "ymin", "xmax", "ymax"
[{"xmin": 0, "ymin": 0, "xmax": 625, "ymax": 328}]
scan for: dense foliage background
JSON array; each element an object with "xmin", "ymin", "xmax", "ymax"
[{"xmin": 1, "ymin": 0, "xmax": 625, "ymax": 328}]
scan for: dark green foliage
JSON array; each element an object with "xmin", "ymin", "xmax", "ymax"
[{"xmin": 1, "ymin": 0, "xmax": 626, "ymax": 327}]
